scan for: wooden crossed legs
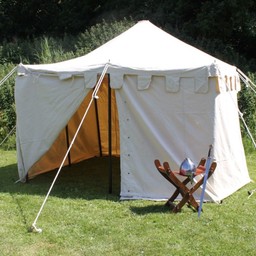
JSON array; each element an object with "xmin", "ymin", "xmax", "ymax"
[{"xmin": 154, "ymin": 159, "xmax": 217, "ymax": 213}]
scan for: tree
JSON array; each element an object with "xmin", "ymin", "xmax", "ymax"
[{"xmin": 0, "ymin": 0, "xmax": 104, "ymax": 40}]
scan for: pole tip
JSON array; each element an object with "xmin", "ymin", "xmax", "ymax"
[{"xmin": 28, "ymin": 225, "xmax": 42, "ymax": 233}]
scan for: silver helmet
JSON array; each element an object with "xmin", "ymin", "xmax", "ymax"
[{"xmin": 179, "ymin": 158, "xmax": 196, "ymax": 177}]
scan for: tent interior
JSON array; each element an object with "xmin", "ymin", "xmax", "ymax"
[{"xmin": 27, "ymin": 76, "xmax": 120, "ymax": 183}]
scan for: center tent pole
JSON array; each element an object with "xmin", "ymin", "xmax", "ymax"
[{"xmin": 29, "ymin": 64, "xmax": 110, "ymax": 233}]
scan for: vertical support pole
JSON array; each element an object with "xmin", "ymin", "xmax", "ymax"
[
  {"xmin": 65, "ymin": 125, "xmax": 71, "ymax": 167},
  {"xmin": 108, "ymin": 74, "xmax": 113, "ymax": 194},
  {"xmin": 94, "ymin": 97, "xmax": 103, "ymax": 156},
  {"xmin": 25, "ymin": 173, "xmax": 29, "ymax": 183}
]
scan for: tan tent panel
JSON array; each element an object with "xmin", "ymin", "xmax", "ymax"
[{"xmin": 15, "ymin": 20, "xmax": 250, "ymax": 201}]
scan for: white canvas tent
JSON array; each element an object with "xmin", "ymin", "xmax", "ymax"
[{"xmin": 15, "ymin": 20, "xmax": 250, "ymax": 202}]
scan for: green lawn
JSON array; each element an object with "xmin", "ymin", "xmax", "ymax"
[{"xmin": 0, "ymin": 150, "xmax": 256, "ymax": 256}]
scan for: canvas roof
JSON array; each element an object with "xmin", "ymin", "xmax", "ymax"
[{"xmin": 18, "ymin": 20, "xmax": 236, "ymax": 77}]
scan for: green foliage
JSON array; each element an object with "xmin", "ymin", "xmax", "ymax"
[
  {"xmin": 243, "ymin": 136, "xmax": 256, "ymax": 155},
  {"xmin": 0, "ymin": 63, "xmax": 16, "ymax": 148},
  {"xmin": 33, "ymin": 36, "xmax": 76, "ymax": 64},
  {"xmin": 0, "ymin": 0, "xmax": 103, "ymax": 39},
  {"xmin": 1, "ymin": 1, "xmax": 255, "ymax": 71},
  {"xmin": 0, "ymin": 35, "xmax": 78, "ymax": 65},
  {"xmin": 192, "ymin": 0, "xmax": 256, "ymax": 71},
  {"xmin": 238, "ymin": 73, "xmax": 256, "ymax": 142},
  {"xmin": 0, "ymin": 19, "xmax": 134, "ymax": 149},
  {"xmin": 75, "ymin": 18, "xmax": 135, "ymax": 55}
]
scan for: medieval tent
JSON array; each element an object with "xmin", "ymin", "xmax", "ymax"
[{"xmin": 15, "ymin": 20, "xmax": 250, "ymax": 202}]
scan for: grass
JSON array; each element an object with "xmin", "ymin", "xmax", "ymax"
[{"xmin": 0, "ymin": 149, "xmax": 256, "ymax": 256}]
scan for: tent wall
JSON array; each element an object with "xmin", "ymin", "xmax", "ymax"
[
  {"xmin": 115, "ymin": 75, "xmax": 249, "ymax": 201},
  {"xmin": 16, "ymin": 70, "xmax": 250, "ymax": 201},
  {"xmin": 207, "ymin": 89, "xmax": 249, "ymax": 199}
]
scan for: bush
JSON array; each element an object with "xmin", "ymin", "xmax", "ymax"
[
  {"xmin": 33, "ymin": 36, "xmax": 76, "ymax": 64},
  {"xmin": 0, "ymin": 63, "xmax": 16, "ymax": 147},
  {"xmin": 75, "ymin": 18, "xmax": 135, "ymax": 55},
  {"xmin": 243, "ymin": 136, "xmax": 256, "ymax": 155},
  {"xmin": 238, "ymin": 73, "xmax": 256, "ymax": 141}
]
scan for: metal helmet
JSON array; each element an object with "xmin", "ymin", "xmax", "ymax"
[{"xmin": 179, "ymin": 158, "xmax": 196, "ymax": 177}]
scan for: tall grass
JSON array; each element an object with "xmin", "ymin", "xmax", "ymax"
[{"xmin": 0, "ymin": 150, "xmax": 256, "ymax": 255}]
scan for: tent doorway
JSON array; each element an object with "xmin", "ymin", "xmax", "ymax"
[{"xmin": 27, "ymin": 75, "xmax": 120, "ymax": 193}]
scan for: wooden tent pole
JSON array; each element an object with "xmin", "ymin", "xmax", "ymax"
[
  {"xmin": 94, "ymin": 98, "xmax": 103, "ymax": 156},
  {"xmin": 108, "ymin": 74, "xmax": 113, "ymax": 194},
  {"xmin": 65, "ymin": 125, "xmax": 71, "ymax": 167}
]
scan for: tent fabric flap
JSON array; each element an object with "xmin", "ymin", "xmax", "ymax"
[
  {"xmin": 15, "ymin": 73, "xmax": 90, "ymax": 181},
  {"xmin": 22, "ymin": 76, "xmax": 120, "ymax": 179}
]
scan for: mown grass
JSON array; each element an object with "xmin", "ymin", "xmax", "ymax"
[{"xmin": 0, "ymin": 149, "xmax": 256, "ymax": 256}]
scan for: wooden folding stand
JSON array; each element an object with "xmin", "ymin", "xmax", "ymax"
[{"xmin": 154, "ymin": 158, "xmax": 217, "ymax": 213}]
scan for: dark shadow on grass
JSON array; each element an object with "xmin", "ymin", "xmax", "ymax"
[
  {"xmin": 130, "ymin": 203, "xmax": 171, "ymax": 215},
  {"xmin": 0, "ymin": 156, "xmax": 121, "ymax": 201}
]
